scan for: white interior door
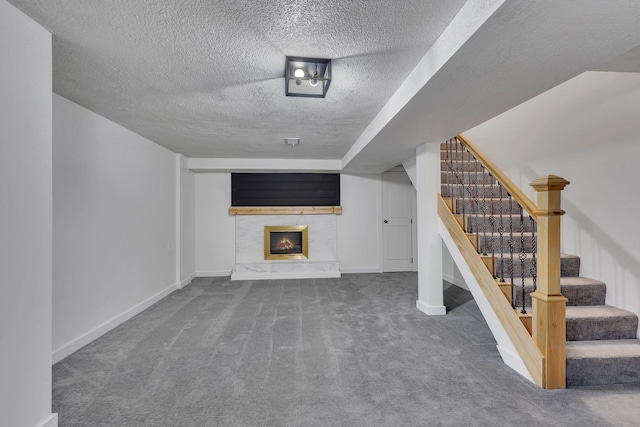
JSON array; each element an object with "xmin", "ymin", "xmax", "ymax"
[{"xmin": 382, "ymin": 170, "xmax": 413, "ymax": 272}]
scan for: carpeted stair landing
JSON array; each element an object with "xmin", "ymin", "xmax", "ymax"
[
  {"xmin": 440, "ymin": 143, "xmax": 640, "ymax": 387},
  {"xmin": 566, "ymin": 340, "xmax": 640, "ymax": 386}
]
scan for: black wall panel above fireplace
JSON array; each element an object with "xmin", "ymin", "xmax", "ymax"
[{"xmin": 231, "ymin": 173, "xmax": 340, "ymax": 206}]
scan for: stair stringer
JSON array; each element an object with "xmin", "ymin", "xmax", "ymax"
[
  {"xmin": 438, "ymin": 195, "xmax": 544, "ymax": 386},
  {"xmin": 439, "ymin": 219, "xmax": 534, "ymax": 383}
]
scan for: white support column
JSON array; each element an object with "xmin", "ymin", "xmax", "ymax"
[{"xmin": 415, "ymin": 143, "xmax": 446, "ymax": 315}]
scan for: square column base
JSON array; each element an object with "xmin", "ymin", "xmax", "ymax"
[{"xmin": 416, "ymin": 300, "xmax": 446, "ymax": 316}]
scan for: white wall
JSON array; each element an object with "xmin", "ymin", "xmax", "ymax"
[
  {"xmin": 179, "ymin": 155, "xmax": 196, "ymax": 286},
  {"xmin": 465, "ymin": 71, "xmax": 640, "ymax": 324},
  {"xmin": 443, "ymin": 242, "xmax": 466, "ymax": 289},
  {"xmin": 337, "ymin": 174, "xmax": 382, "ymax": 273},
  {"xmin": 195, "ymin": 173, "xmax": 236, "ymax": 276},
  {"xmin": 0, "ymin": 2, "xmax": 56, "ymax": 426},
  {"xmin": 53, "ymin": 94, "xmax": 178, "ymax": 362}
]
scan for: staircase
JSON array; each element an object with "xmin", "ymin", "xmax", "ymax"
[{"xmin": 440, "ymin": 140, "xmax": 640, "ymax": 387}]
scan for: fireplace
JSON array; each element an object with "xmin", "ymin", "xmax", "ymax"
[{"xmin": 264, "ymin": 225, "xmax": 308, "ymax": 260}]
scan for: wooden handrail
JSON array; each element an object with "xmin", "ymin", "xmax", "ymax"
[{"xmin": 457, "ymin": 134, "xmax": 538, "ymax": 221}]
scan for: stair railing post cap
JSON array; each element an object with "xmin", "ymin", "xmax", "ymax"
[{"xmin": 530, "ymin": 175, "xmax": 570, "ymax": 191}]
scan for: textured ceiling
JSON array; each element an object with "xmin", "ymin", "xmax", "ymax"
[
  {"xmin": 594, "ymin": 45, "xmax": 640, "ymax": 73},
  {"xmin": 8, "ymin": 0, "xmax": 467, "ymax": 160},
  {"xmin": 341, "ymin": 0, "xmax": 640, "ymax": 173}
]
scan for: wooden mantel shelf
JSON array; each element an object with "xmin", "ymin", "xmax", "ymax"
[{"xmin": 229, "ymin": 206, "xmax": 342, "ymax": 215}]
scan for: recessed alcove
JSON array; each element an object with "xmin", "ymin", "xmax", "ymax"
[{"xmin": 229, "ymin": 173, "xmax": 342, "ymax": 280}]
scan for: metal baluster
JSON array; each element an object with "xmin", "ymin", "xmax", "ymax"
[
  {"xmin": 518, "ymin": 205, "xmax": 527, "ymax": 314},
  {"xmin": 530, "ymin": 218, "xmax": 538, "ymax": 293},
  {"xmin": 447, "ymin": 139, "xmax": 453, "ymax": 206},
  {"xmin": 452, "ymin": 140, "xmax": 458, "ymax": 208},
  {"xmin": 457, "ymin": 141, "xmax": 465, "ymax": 222},
  {"xmin": 444, "ymin": 139, "xmax": 449, "ymax": 200},
  {"xmin": 488, "ymin": 173, "xmax": 496, "ymax": 278},
  {"xmin": 508, "ymin": 194, "xmax": 515, "ymax": 309},
  {"xmin": 498, "ymin": 183, "xmax": 505, "ymax": 283},
  {"xmin": 474, "ymin": 157, "xmax": 480, "ymax": 253},
  {"xmin": 451, "ymin": 138, "xmax": 457, "ymax": 206},
  {"xmin": 456, "ymin": 140, "xmax": 463, "ymax": 219},
  {"xmin": 465, "ymin": 147, "xmax": 471, "ymax": 232},
  {"xmin": 481, "ymin": 166, "xmax": 488, "ymax": 255}
]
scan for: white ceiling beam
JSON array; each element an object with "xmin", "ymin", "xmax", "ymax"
[
  {"xmin": 341, "ymin": 0, "xmax": 505, "ymax": 172},
  {"xmin": 188, "ymin": 157, "xmax": 342, "ymax": 173}
]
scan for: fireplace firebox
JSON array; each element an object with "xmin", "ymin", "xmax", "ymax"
[{"xmin": 264, "ymin": 225, "xmax": 308, "ymax": 260}]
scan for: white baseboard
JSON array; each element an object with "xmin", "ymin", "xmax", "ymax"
[
  {"xmin": 37, "ymin": 413, "xmax": 58, "ymax": 427},
  {"xmin": 179, "ymin": 272, "xmax": 196, "ymax": 289},
  {"xmin": 196, "ymin": 270, "xmax": 231, "ymax": 277},
  {"xmin": 340, "ymin": 267, "xmax": 383, "ymax": 274},
  {"xmin": 230, "ymin": 261, "xmax": 340, "ymax": 281},
  {"xmin": 52, "ymin": 283, "xmax": 177, "ymax": 364},
  {"xmin": 416, "ymin": 300, "xmax": 447, "ymax": 316},
  {"xmin": 231, "ymin": 271, "xmax": 341, "ymax": 281}
]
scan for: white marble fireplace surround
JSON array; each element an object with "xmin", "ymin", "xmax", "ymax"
[{"xmin": 231, "ymin": 214, "xmax": 340, "ymax": 280}]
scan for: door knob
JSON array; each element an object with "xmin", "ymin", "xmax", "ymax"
[{"xmin": 384, "ymin": 220, "xmax": 388, "ymax": 223}]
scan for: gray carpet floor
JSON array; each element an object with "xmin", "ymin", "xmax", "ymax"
[{"xmin": 53, "ymin": 273, "xmax": 640, "ymax": 426}]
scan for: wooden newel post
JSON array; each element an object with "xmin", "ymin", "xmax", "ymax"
[{"xmin": 529, "ymin": 175, "xmax": 570, "ymax": 389}]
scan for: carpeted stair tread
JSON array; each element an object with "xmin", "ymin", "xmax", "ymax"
[
  {"xmin": 440, "ymin": 149, "xmax": 471, "ymax": 160},
  {"xmin": 495, "ymin": 253, "xmax": 580, "ymax": 278},
  {"xmin": 473, "ymin": 232, "xmax": 535, "ymax": 253},
  {"xmin": 441, "ymin": 171, "xmax": 493, "ymax": 184},
  {"xmin": 566, "ymin": 339, "xmax": 640, "ymax": 386},
  {"xmin": 467, "ymin": 214, "xmax": 531, "ymax": 235},
  {"xmin": 566, "ymin": 306, "xmax": 638, "ymax": 341},
  {"xmin": 441, "ymin": 159, "xmax": 490, "ymax": 172},
  {"xmin": 454, "ymin": 198, "xmax": 524, "ymax": 215},
  {"xmin": 566, "ymin": 305, "xmax": 636, "ymax": 319},
  {"xmin": 513, "ymin": 277, "xmax": 606, "ymax": 307},
  {"xmin": 566, "ymin": 339, "xmax": 640, "ymax": 358},
  {"xmin": 556, "ymin": 277, "xmax": 607, "ymax": 305},
  {"xmin": 441, "ymin": 183, "xmax": 508, "ymax": 198}
]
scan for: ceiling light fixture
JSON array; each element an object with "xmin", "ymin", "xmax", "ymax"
[
  {"xmin": 284, "ymin": 137, "xmax": 300, "ymax": 146},
  {"xmin": 285, "ymin": 56, "xmax": 331, "ymax": 98}
]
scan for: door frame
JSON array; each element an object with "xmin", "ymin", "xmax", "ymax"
[{"xmin": 380, "ymin": 167, "xmax": 417, "ymax": 272}]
